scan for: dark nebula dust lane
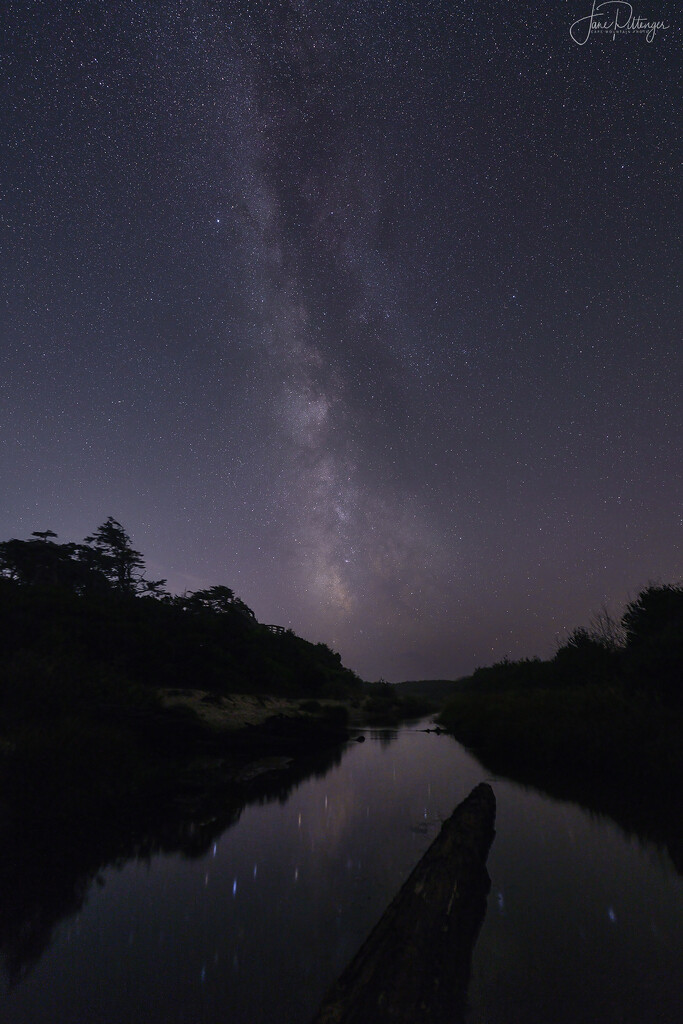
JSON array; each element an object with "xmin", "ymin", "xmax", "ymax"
[{"xmin": 1, "ymin": 1, "xmax": 680, "ymax": 679}]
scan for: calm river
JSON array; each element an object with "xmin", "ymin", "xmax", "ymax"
[{"xmin": 2, "ymin": 724, "xmax": 682, "ymax": 1023}]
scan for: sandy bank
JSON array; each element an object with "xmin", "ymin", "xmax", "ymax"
[{"xmin": 158, "ymin": 688, "xmax": 374, "ymax": 730}]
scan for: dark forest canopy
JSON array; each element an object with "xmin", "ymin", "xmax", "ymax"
[
  {"xmin": 401, "ymin": 583, "xmax": 683, "ymax": 708},
  {"xmin": 0, "ymin": 519, "xmax": 362, "ymax": 701}
]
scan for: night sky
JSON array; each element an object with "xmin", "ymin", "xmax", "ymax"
[{"xmin": 2, "ymin": 1, "xmax": 680, "ymax": 682}]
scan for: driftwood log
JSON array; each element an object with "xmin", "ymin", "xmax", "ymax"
[{"xmin": 311, "ymin": 782, "xmax": 496, "ymax": 1024}]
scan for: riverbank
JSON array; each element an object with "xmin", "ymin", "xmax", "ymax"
[
  {"xmin": 157, "ymin": 688, "xmax": 375, "ymax": 731},
  {"xmin": 438, "ymin": 685, "xmax": 683, "ymax": 788},
  {"xmin": 0, "ymin": 689, "xmax": 351, "ymax": 835},
  {"xmin": 0, "ymin": 546, "xmax": 367, "ymax": 831},
  {"xmin": 432, "ymin": 583, "xmax": 683, "ymax": 869},
  {"xmin": 0, "ymin": 682, "xmax": 433, "ymax": 833},
  {"xmin": 437, "ymin": 686, "xmax": 683, "ymax": 871}
]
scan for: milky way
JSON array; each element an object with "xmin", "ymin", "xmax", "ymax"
[{"xmin": 1, "ymin": 1, "xmax": 680, "ymax": 679}]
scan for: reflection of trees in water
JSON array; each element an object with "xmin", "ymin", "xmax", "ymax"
[
  {"xmin": 3, "ymin": 729, "xmax": 679, "ymax": 995},
  {"xmin": 476, "ymin": 752, "xmax": 683, "ymax": 877},
  {"xmin": 0, "ymin": 744, "xmax": 344, "ymax": 987},
  {"xmin": 369, "ymin": 729, "xmax": 398, "ymax": 748}
]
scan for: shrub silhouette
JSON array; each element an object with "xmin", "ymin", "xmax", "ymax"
[
  {"xmin": 553, "ymin": 627, "xmax": 619, "ymax": 686},
  {"xmin": 622, "ymin": 584, "xmax": 683, "ymax": 703}
]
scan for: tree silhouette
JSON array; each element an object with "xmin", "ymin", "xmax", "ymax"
[
  {"xmin": 621, "ymin": 584, "xmax": 683, "ymax": 702},
  {"xmin": 0, "ymin": 534, "xmax": 80, "ymax": 589},
  {"xmin": 622, "ymin": 584, "xmax": 683, "ymax": 648},
  {"xmin": 553, "ymin": 626, "xmax": 617, "ymax": 685},
  {"xmin": 82, "ymin": 518, "xmax": 163, "ymax": 595},
  {"xmin": 182, "ymin": 585, "xmax": 255, "ymax": 618}
]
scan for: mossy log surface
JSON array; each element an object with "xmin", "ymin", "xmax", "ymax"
[{"xmin": 311, "ymin": 782, "xmax": 496, "ymax": 1024}]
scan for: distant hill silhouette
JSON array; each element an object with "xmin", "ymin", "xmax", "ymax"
[{"xmin": 393, "ymin": 679, "xmax": 462, "ymax": 703}]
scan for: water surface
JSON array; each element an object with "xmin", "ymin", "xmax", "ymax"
[{"xmin": 2, "ymin": 725, "xmax": 681, "ymax": 1023}]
